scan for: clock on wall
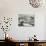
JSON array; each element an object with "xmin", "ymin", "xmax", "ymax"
[{"xmin": 29, "ymin": 0, "xmax": 43, "ymax": 8}]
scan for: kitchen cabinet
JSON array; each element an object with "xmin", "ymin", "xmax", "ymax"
[{"xmin": 5, "ymin": 39, "xmax": 46, "ymax": 46}]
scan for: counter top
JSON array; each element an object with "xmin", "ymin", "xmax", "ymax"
[
  {"xmin": 12, "ymin": 40, "xmax": 46, "ymax": 43},
  {"xmin": 5, "ymin": 39, "xmax": 46, "ymax": 43}
]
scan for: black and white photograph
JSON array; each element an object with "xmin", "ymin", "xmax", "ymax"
[{"xmin": 18, "ymin": 14, "xmax": 35, "ymax": 27}]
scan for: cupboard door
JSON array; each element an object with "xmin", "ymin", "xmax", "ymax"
[
  {"xmin": 43, "ymin": 43, "xmax": 46, "ymax": 46},
  {"xmin": 24, "ymin": 43, "xmax": 28, "ymax": 46},
  {"xmin": 34, "ymin": 43, "xmax": 38, "ymax": 46},
  {"xmin": 28, "ymin": 43, "xmax": 34, "ymax": 46},
  {"xmin": 16, "ymin": 43, "xmax": 20, "ymax": 46},
  {"xmin": 38, "ymin": 43, "xmax": 44, "ymax": 46}
]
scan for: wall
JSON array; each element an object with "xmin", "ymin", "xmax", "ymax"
[
  {"xmin": 0, "ymin": 0, "xmax": 46, "ymax": 40},
  {"xmin": 0, "ymin": 0, "xmax": 16, "ymax": 40}
]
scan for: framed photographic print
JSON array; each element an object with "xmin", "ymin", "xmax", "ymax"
[{"xmin": 18, "ymin": 14, "xmax": 35, "ymax": 27}]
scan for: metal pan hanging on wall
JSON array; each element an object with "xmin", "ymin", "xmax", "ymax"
[{"xmin": 29, "ymin": 0, "xmax": 43, "ymax": 8}]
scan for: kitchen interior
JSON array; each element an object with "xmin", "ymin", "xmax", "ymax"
[{"xmin": 0, "ymin": 0, "xmax": 46, "ymax": 46}]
